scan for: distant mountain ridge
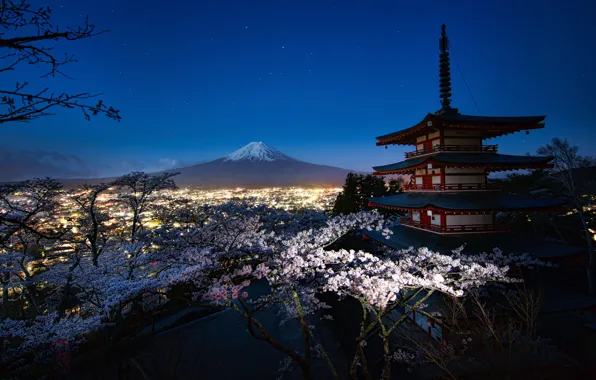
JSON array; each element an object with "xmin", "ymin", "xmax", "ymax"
[
  {"xmin": 56, "ymin": 142, "xmax": 356, "ymax": 188},
  {"xmin": 171, "ymin": 142, "xmax": 353, "ymax": 188}
]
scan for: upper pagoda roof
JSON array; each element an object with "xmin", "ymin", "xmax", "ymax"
[
  {"xmin": 368, "ymin": 192, "xmax": 567, "ymax": 212},
  {"xmin": 373, "ymin": 153, "xmax": 553, "ymax": 175},
  {"xmin": 375, "ymin": 112, "xmax": 546, "ymax": 146}
]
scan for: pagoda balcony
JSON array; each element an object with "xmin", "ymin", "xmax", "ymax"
[
  {"xmin": 399, "ymin": 217, "xmax": 510, "ymax": 234},
  {"xmin": 405, "ymin": 144, "xmax": 498, "ymax": 159},
  {"xmin": 402, "ymin": 183, "xmax": 502, "ymax": 191}
]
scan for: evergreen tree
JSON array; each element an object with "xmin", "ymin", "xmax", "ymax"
[
  {"xmin": 387, "ymin": 177, "xmax": 405, "ymax": 194},
  {"xmin": 332, "ymin": 173, "xmax": 389, "ymax": 215}
]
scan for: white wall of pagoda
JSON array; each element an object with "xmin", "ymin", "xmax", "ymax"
[
  {"xmin": 412, "ymin": 211, "xmax": 420, "ymax": 222},
  {"xmin": 446, "ymin": 214, "xmax": 492, "ymax": 226},
  {"xmin": 431, "ymin": 213, "xmax": 441, "ymax": 226},
  {"xmin": 444, "ymin": 167, "xmax": 485, "ymax": 185},
  {"xmin": 415, "ymin": 131, "xmax": 441, "ymax": 151},
  {"xmin": 443, "ymin": 137, "xmax": 482, "ymax": 146},
  {"xmin": 442, "ymin": 130, "xmax": 485, "ymax": 138}
]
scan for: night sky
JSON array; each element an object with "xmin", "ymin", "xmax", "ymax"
[{"xmin": 2, "ymin": 0, "xmax": 596, "ymax": 178}]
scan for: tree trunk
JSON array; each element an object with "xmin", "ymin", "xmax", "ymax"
[
  {"xmin": 576, "ymin": 204, "xmax": 595, "ymax": 294},
  {"xmin": 588, "ymin": 263, "xmax": 596, "ymax": 295},
  {"xmin": 587, "ymin": 246, "xmax": 596, "ymax": 295},
  {"xmin": 1, "ymin": 274, "xmax": 8, "ymax": 319}
]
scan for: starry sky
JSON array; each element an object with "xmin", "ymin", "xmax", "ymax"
[{"xmin": 2, "ymin": 0, "xmax": 595, "ymax": 179}]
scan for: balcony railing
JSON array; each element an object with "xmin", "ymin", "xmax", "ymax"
[
  {"xmin": 403, "ymin": 183, "xmax": 501, "ymax": 191},
  {"xmin": 405, "ymin": 144, "xmax": 498, "ymax": 159},
  {"xmin": 399, "ymin": 217, "xmax": 510, "ymax": 234}
]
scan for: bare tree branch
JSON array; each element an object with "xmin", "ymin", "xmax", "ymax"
[{"xmin": 0, "ymin": 0, "xmax": 120, "ymax": 124}]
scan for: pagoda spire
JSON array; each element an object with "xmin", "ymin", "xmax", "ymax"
[{"xmin": 438, "ymin": 24, "xmax": 453, "ymax": 110}]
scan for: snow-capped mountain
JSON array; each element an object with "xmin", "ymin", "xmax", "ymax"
[
  {"xmin": 223, "ymin": 142, "xmax": 294, "ymax": 162},
  {"xmin": 58, "ymin": 142, "xmax": 357, "ymax": 188},
  {"xmin": 170, "ymin": 142, "xmax": 354, "ymax": 188}
]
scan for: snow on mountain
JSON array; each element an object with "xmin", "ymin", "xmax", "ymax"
[{"xmin": 223, "ymin": 142, "xmax": 294, "ymax": 162}]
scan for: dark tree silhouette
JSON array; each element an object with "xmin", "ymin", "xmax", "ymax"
[
  {"xmin": 71, "ymin": 183, "xmax": 111, "ymax": 266},
  {"xmin": 0, "ymin": 178, "xmax": 64, "ymax": 318},
  {"xmin": 537, "ymin": 138, "xmax": 596, "ymax": 294},
  {"xmin": 332, "ymin": 173, "xmax": 389, "ymax": 215},
  {"xmin": 387, "ymin": 176, "xmax": 405, "ymax": 194},
  {"xmin": 113, "ymin": 172, "xmax": 179, "ymax": 238},
  {"xmin": 0, "ymin": 0, "xmax": 120, "ymax": 124}
]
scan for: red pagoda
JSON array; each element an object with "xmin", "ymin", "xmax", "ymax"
[{"xmin": 366, "ymin": 25, "xmax": 567, "ymax": 239}]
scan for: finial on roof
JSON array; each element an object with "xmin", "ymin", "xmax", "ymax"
[{"xmin": 439, "ymin": 24, "xmax": 452, "ymax": 109}]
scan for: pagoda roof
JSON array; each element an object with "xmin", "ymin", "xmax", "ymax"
[
  {"xmin": 373, "ymin": 153, "xmax": 553, "ymax": 175},
  {"xmin": 368, "ymin": 192, "xmax": 567, "ymax": 212},
  {"xmin": 376, "ymin": 113, "xmax": 546, "ymax": 146},
  {"xmin": 365, "ymin": 225, "xmax": 584, "ymax": 260}
]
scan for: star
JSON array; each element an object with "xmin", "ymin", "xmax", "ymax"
[{"xmin": 281, "ymin": 46, "xmax": 285, "ymax": 49}]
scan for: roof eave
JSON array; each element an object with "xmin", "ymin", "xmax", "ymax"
[
  {"xmin": 375, "ymin": 118, "xmax": 547, "ymax": 146},
  {"xmin": 368, "ymin": 201, "xmax": 567, "ymax": 213},
  {"xmin": 373, "ymin": 161, "xmax": 553, "ymax": 176}
]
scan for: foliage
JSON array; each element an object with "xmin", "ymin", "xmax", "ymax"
[
  {"xmin": 0, "ymin": 0, "xmax": 120, "ymax": 124},
  {"xmin": 394, "ymin": 287, "xmax": 575, "ymax": 379},
  {"xmin": 332, "ymin": 173, "xmax": 401, "ymax": 215},
  {"xmin": 537, "ymin": 138, "xmax": 596, "ymax": 294},
  {"xmin": 0, "ymin": 173, "xmax": 545, "ymax": 378}
]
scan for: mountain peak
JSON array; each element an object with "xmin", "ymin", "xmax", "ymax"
[{"xmin": 223, "ymin": 142, "xmax": 294, "ymax": 162}]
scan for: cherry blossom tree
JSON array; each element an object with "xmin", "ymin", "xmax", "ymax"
[
  {"xmin": 0, "ymin": 178, "xmax": 64, "ymax": 319},
  {"xmin": 199, "ymin": 214, "xmax": 545, "ymax": 380},
  {"xmin": 70, "ymin": 183, "xmax": 111, "ymax": 266},
  {"xmin": 0, "ymin": 188, "xmax": 545, "ymax": 379},
  {"xmin": 112, "ymin": 172, "xmax": 179, "ymax": 239}
]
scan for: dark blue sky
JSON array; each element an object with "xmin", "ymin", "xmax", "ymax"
[{"xmin": 3, "ymin": 0, "xmax": 596, "ymax": 175}]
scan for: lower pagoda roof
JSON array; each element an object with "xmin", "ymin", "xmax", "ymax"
[
  {"xmin": 365, "ymin": 225, "xmax": 584, "ymax": 260},
  {"xmin": 368, "ymin": 192, "xmax": 567, "ymax": 212},
  {"xmin": 373, "ymin": 153, "xmax": 553, "ymax": 175},
  {"xmin": 375, "ymin": 113, "xmax": 546, "ymax": 146}
]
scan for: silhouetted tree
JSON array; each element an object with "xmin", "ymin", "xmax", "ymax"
[
  {"xmin": 332, "ymin": 173, "xmax": 389, "ymax": 215},
  {"xmin": 0, "ymin": 0, "xmax": 120, "ymax": 124},
  {"xmin": 490, "ymin": 170, "xmax": 552, "ymax": 195},
  {"xmin": 71, "ymin": 183, "xmax": 111, "ymax": 266},
  {"xmin": 387, "ymin": 176, "xmax": 405, "ymax": 194},
  {"xmin": 0, "ymin": 178, "xmax": 64, "ymax": 318},
  {"xmin": 537, "ymin": 138, "xmax": 596, "ymax": 294},
  {"xmin": 113, "ymin": 172, "xmax": 179, "ymax": 238}
]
